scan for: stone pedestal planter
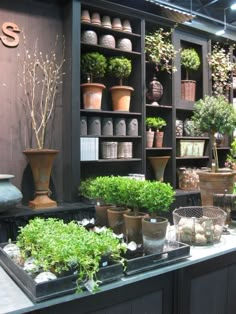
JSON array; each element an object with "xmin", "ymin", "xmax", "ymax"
[
  {"xmin": 88, "ymin": 117, "xmax": 101, "ymax": 136},
  {"xmin": 102, "ymin": 117, "xmax": 113, "ymax": 136}
]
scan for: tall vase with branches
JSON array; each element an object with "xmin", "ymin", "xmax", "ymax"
[{"xmin": 18, "ymin": 33, "xmax": 65, "ymax": 209}]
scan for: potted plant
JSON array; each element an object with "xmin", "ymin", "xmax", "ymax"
[
  {"xmin": 107, "ymin": 57, "xmax": 134, "ymax": 111},
  {"xmin": 14, "ymin": 217, "xmax": 126, "ymax": 293},
  {"xmin": 81, "ymin": 52, "xmax": 107, "ymax": 110},
  {"xmin": 140, "ymin": 181, "xmax": 175, "ymax": 254},
  {"xmin": 208, "ymin": 43, "xmax": 236, "ymax": 97},
  {"xmin": 181, "ymin": 48, "xmax": 201, "ymax": 101},
  {"xmin": 19, "ymin": 35, "xmax": 65, "ymax": 209},
  {"xmin": 146, "ymin": 117, "xmax": 167, "ymax": 148},
  {"xmin": 191, "ymin": 95, "xmax": 236, "ymax": 205}
]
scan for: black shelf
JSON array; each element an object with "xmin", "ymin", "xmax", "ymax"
[
  {"xmin": 176, "ymin": 156, "xmax": 210, "ymax": 160},
  {"xmin": 176, "ymin": 136, "xmax": 210, "ymax": 140},
  {"xmin": 146, "ymin": 147, "xmax": 172, "ymax": 151},
  {"xmin": 81, "ymin": 158, "xmax": 142, "ymax": 162},
  {"xmin": 81, "ymin": 43, "xmax": 141, "ymax": 56},
  {"xmin": 80, "ymin": 109, "xmax": 142, "ymax": 116}
]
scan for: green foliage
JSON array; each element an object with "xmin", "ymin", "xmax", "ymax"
[
  {"xmin": 145, "ymin": 28, "xmax": 178, "ymax": 73},
  {"xmin": 226, "ymin": 139, "xmax": 236, "ymax": 169},
  {"xmin": 81, "ymin": 52, "xmax": 107, "ymax": 82},
  {"xmin": 107, "ymin": 57, "xmax": 132, "ymax": 85},
  {"xmin": 138, "ymin": 181, "xmax": 175, "ymax": 215},
  {"xmin": 192, "ymin": 95, "xmax": 236, "ymax": 170},
  {"xmin": 181, "ymin": 48, "xmax": 200, "ymax": 80},
  {"xmin": 208, "ymin": 43, "xmax": 236, "ymax": 96},
  {"xmin": 16, "ymin": 217, "xmax": 126, "ymax": 293},
  {"xmin": 146, "ymin": 117, "xmax": 167, "ymax": 130}
]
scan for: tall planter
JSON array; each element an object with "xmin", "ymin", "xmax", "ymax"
[
  {"xmin": 23, "ymin": 149, "xmax": 58, "ymax": 209},
  {"xmin": 198, "ymin": 170, "xmax": 235, "ymax": 206},
  {"xmin": 110, "ymin": 86, "xmax": 134, "ymax": 111},
  {"xmin": 154, "ymin": 131, "xmax": 164, "ymax": 148},
  {"xmin": 81, "ymin": 83, "xmax": 105, "ymax": 110},
  {"xmin": 123, "ymin": 212, "xmax": 149, "ymax": 244},
  {"xmin": 107, "ymin": 207, "xmax": 131, "ymax": 234},
  {"xmin": 148, "ymin": 156, "xmax": 170, "ymax": 181}
]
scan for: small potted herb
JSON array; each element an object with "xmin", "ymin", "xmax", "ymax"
[
  {"xmin": 107, "ymin": 57, "xmax": 134, "ymax": 111},
  {"xmin": 81, "ymin": 52, "xmax": 107, "ymax": 110},
  {"xmin": 146, "ymin": 117, "xmax": 167, "ymax": 148},
  {"xmin": 181, "ymin": 48, "xmax": 201, "ymax": 101}
]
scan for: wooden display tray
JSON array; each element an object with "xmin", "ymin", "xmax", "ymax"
[
  {"xmin": 125, "ymin": 241, "xmax": 191, "ymax": 276},
  {"xmin": 0, "ymin": 243, "xmax": 123, "ymax": 303}
]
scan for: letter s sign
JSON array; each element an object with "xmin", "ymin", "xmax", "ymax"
[{"xmin": 0, "ymin": 22, "xmax": 20, "ymax": 47}]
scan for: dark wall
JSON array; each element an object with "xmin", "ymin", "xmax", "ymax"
[{"xmin": 0, "ymin": 0, "xmax": 64, "ymax": 202}]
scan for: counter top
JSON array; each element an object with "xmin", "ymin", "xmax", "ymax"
[{"xmin": 1, "ymin": 226, "xmax": 236, "ymax": 314}]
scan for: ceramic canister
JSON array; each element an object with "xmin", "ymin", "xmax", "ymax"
[
  {"xmin": 81, "ymin": 30, "xmax": 98, "ymax": 45},
  {"xmin": 117, "ymin": 38, "xmax": 132, "ymax": 51},
  {"xmin": 99, "ymin": 34, "xmax": 115, "ymax": 48},
  {"xmin": 88, "ymin": 116, "xmax": 101, "ymax": 136},
  {"xmin": 114, "ymin": 118, "xmax": 126, "ymax": 136}
]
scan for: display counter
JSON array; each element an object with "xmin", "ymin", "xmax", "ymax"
[{"xmin": 1, "ymin": 227, "xmax": 236, "ymax": 314}]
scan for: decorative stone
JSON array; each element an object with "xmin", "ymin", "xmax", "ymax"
[
  {"xmin": 81, "ymin": 30, "xmax": 98, "ymax": 45},
  {"xmin": 102, "ymin": 117, "xmax": 113, "ymax": 136},
  {"xmin": 80, "ymin": 116, "xmax": 87, "ymax": 136},
  {"xmin": 34, "ymin": 272, "xmax": 57, "ymax": 284},
  {"xmin": 127, "ymin": 118, "xmax": 138, "ymax": 136},
  {"xmin": 99, "ymin": 34, "xmax": 115, "ymax": 48},
  {"xmin": 0, "ymin": 174, "xmax": 22, "ymax": 212},
  {"xmin": 88, "ymin": 116, "xmax": 101, "ymax": 136},
  {"xmin": 114, "ymin": 118, "xmax": 126, "ymax": 136},
  {"xmin": 117, "ymin": 38, "xmax": 132, "ymax": 51}
]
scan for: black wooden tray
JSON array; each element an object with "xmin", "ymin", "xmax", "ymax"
[
  {"xmin": 0, "ymin": 243, "xmax": 123, "ymax": 303},
  {"xmin": 124, "ymin": 241, "xmax": 190, "ymax": 275}
]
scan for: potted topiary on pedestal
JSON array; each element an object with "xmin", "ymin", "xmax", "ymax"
[
  {"xmin": 81, "ymin": 52, "xmax": 107, "ymax": 110},
  {"xmin": 192, "ymin": 94, "xmax": 236, "ymax": 205},
  {"xmin": 107, "ymin": 57, "xmax": 134, "ymax": 111},
  {"xmin": 181, "ymin": 48, "xmax": 201, "ymax": 101}
]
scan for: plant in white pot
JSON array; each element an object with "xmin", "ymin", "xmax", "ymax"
[
  {"xmin": 107, "ymin": 57, "xmax": 134, "ymax": 111},
  {"xmin": 18, "ymin": 34, "xmax": 65, "ymax": 209},
  {"xmin": 139, "ymin": 180, "xmax": 175, "ymax": 254},
  {"xmin": 181, "ymin": 47, "xmax": 201, "ymax": 101},
  {"xmin": 146, "ymin": 116, "xmax": 167, "ymax": 148},
  {"xmin": 81, "ymin": 52, "xmax": 107, "ymax": 110},
  {"xmin": 192, "ymin": 95, "xmax": 236, "ymax": 205}
]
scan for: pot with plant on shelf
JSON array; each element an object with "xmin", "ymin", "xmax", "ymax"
[
  {"xmin": 107, "ymin": 57, "xmax": 134, "ymax": 111},
  {"xmin": 146, "ymin": 116, "xmax": 167, "ymax": 148},
  {"xmin": 181, "ymin": 47, "xmax": 201, "ymax": 101},
  {"xmin": 145, "ymin": 27, "xmax": 178, "ymax": 104},
  {"xmin": 192, "ymin": 95, "xmax": 236, "ymax": 205},
  {"xmin": 81, "ymin": 52, "xmax": 107, "ymax": 110},
  {"xmin": 19, "ymin": 34, "xmax": 65, "ymax": 209},
  {"xmin": 140, "ymin": 181, "xmax": 175, "ymax": 254}
]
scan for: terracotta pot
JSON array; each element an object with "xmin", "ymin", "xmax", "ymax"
[
  {"xmin": 81, "ymin": 83, "xmax": 105, "ymax": 110},
  {"xmin": 95, "ymin": 204, "xmax": 116, "ymax": 227},
  {"xmin": 91, "ymin": 12, "xmax": 101, "ymax": 25},
  {"xmin": 142, "ymin": 217, "xmax": 168, "ymax": 254},
  {"xmin": 107, "ymin": 207, "xmax": 131, "ymax": 234},
  {"xmin": 146, "ymin": 130, "xmax": 154, "ymax": 148},
  {"xmin": 81, "ymin": 10, "xmax": 91, "ymax": 23},
  {"xmin": 124, "ymin": 212, "xmax": 149, "ymax": 244},
  {"xmin": 122, "ymin": 19, "xmax": 132, "ymax": 32},
  {"xmin": 198, "ymin": 170, "xmax": 235, "ymax": 206},
  {"xmin": 110, "ymin": 86, "xmax": 134, "ymax": 111},
  {"xmin": 101, "ymin": 15, "xmax": 112, "ymax": 28},
  {"xmin": 148, "ymin": 156, "xmax": 170, "ymax": 181},
  {"xmin": 181, "ymin": 80, "xmax": 196, "ymax": 101},
  {"xmin": 112, "ymin": 17, "xmax": 122, "ymax": 30},
  {"xmin": 23, "ymin": 149, "xmax": 58, "ymax": 209},
  {"xmin": 154, "ymin": 131, "xmax": 164, "ymax": 148}
]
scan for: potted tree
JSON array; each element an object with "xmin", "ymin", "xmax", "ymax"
[
  {"xmin": 81, "ymin": 52, "xmax": 107, "ymax": 110},
  {"xmin": 146, "ymin": 117, "xmax": 167, "ymax": 148},
  {"xmin": 107, "ymin": 57, "xmax": 134, "ymax": 111},
  {"xmin": 191, "ymin": 95, "xmax": 236, "ymax": 205},
  {"xmin": 19, "ymin": 35, "xmax": 65, "ymax": 209},
  {"xmin": 181, "ymin": 48, "xmax": 201, "ymax": 101},
  {"xmin": 140, "ymin": 181, "xmax": 175, "ymax": 254}
]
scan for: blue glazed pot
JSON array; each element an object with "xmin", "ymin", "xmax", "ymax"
[{"xmin": 0, "ymin": 174, "xmax": 22, "ymax": 212}]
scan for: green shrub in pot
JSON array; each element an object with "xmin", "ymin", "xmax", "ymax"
[{"xmin": 181, "ymin": 48, "xmax": 200, "ymax": 81}]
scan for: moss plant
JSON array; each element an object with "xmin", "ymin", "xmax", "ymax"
[
  {"xmin": 107, "ymin": 57, "xmax": 132, "ymax": 85},
  {"xmin": 181, "ymin": 48, "xmax": 200, "ymax": 80},
  {"xmin": 81, "ymin": 52, "xmax": 107, "ymax": 83}
]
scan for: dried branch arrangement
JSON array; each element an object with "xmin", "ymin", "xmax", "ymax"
[{"xmin": 18, "ymin": 34, "xmax": 65, "ymax": 149}]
